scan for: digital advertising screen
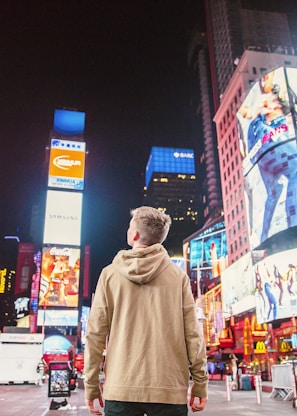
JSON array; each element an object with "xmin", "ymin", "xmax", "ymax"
[
  {"xmin": 43, "ymin": 190, "xmax": 83, "ymax": 246},
  {"xmin": 15, "ymin": 242, "xmax": 35, "ymax": 295},
  {"xmin": 48, "ymin": 361, "xmax": 71, "ymax": 398},
  {"xmin": 37, "ymin": 308, "xmax": 79, "ymax": 327},
  {"xmin": 204, "ymin": 285, "xmax": 223, "ymax": 346},
  {"xmin": 39, "ymin": 246, "xmax": 80, "ymax": 308},
  {"xmin": 237, "ymin": 66, "xmax": 295, "ymax": 176},
  {"xmin": 254, "ymin": 247, "xmax": 297, "ymax": 324},
  {"xmin": 145, "ymin": 146, "xmax": 195, "ymax": 188},
  {"xmin": 53, "ymin": 109, "xmax": 85, "ymax": 136},
  {"xmin": 189, "ymin": 221, "xmax": 228, "ymax": 293},
  {"xmin": 243, "ymin": 138, "xmax": 297, "ymax": 249},
  {"xmin": 236, "ymin": 67, "xmax": 297, "ymax": 248},
  {"xmin": 48, "ymin": 138, "xmax": 86, "ymax": 190},
  {"xmin": 221, "ymin": 253, "xmax": 255, "ymax": 317}
]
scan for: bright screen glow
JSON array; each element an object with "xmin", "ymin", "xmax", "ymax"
[
  {"xmin": 237, "ymin": 66, "xmax": 295, "ymax": 176},
  {"xmin": 221, "ymin": 253, "xmax": 255, "ymax": 317},
  {"xmin": 37, "ymin": 309, "xmax": 78, "ymax": 327},
  {"xmin": 43, "ymin": 190, "xmax": 83, "ymax": 246},
  {"xmin": 190, "ymin": 222, "xmax": 228, "ymax": 292},
  {"xmin": 53, "ymin": 109, "xmax": 85, "ymax": 135},
  {"xmin": 237, "ymin": 67, "xmax": 297, "ymax": 248},
  {"xmin": 145, "ymin": 147, "xmax": 195, "ymax": 188},
  {"xmin": 48, "ymin": 139, "xmax": 86, "ymax": 190},
  {"xmin": 254, "ymin": 248, "xmax": 297, "ymax": 324},
  {"xmin": 39, "ymin": 246, "xmax": 80, "ymax": 308}
]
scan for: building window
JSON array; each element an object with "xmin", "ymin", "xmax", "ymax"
[{"xmin": 252, "ymin": 67, "xmax": 257, "ymax": 74}]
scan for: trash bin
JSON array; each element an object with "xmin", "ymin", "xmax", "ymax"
[{"xmin": 241, "ymin": 375, "xmax": 252, "ymax": 391}]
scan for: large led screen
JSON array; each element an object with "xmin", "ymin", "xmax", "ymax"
[
  {"xmin": 254, "ymin": 248, "xmax": 297, "ymax": 324},
  {"xmin": 205, "ymin": 285, "xmax": 223, "ymax": 346},
  {"xmin": 53, "ymin": 109, "xmax": 85, "ymax": 135},
  {"xmin": 237, "ymin": 67, "xmax": 297, "ymax": 248},
  {"xmin": 189, "ymin": 221, "xmax": 228, "ymax": 293},
  {"xmin": 39, "ymin": 246, "xmax": 80, "ymax": 308},
  {"xmin": 43, "ymin": 190, "xmax": 82, "ymax": 246},
  {"xmin": 243, "ymin": 139, "xmax": 297, "ymax": 248},
  {"xmin": 48, "ymin": 139, "xmax": 86, "ymax": 190},
  {"xmin": 237, "ymin": 66, "xmax": 295, "ymax": 176},
  {"xmin": 145, "ymin": 147, "xmax": 195, "ymax": 188},
  {"xmin": 221, "ymin": 253, "xmax": 255, "ymax": 317},
  {"xmin": 37, "ymin": 309, "xmax": 79, "ymax": 327}
]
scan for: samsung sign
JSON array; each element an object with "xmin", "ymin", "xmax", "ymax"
[
  {"xmin": 145, "ymin": 147, "xmax": 195, "ymax": 188},
  {"xmin": 43, "ymin": 190, "xmax": 83, "ymax": 246}
]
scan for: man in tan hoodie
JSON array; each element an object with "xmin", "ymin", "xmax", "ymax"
[{"xmin": 84, "ymin": 206, "xmax": 208, "ymax": 415}]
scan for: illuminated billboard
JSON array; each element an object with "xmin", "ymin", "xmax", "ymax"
[
  {"xmin": 39, "ymin": 246, "xmax": 80, "ymax": 308},
  {"xmin": 15, "ymin": 243, "xmax": 35, "ymax": 295},
  {"xmin": 145, "ymin": 147, "xmax": 195, "ymax": 188},
  {"xmin": 53, "ymin": 109, "xmax": 85, "ymax": 135},
  {"xmin": 37, "ymin": 309, "xmax": 79, "ymax": 327},
  {"xmin": 189, "ymin": 221, "xmax": 228, "ymax": 293},
  {"xmin": 221, "ymin": 253, "xmax": 255, "ymax": 317},
  {"xmin": 48, "ymin": 139, "xmax": 86, "ymax": 190},
  {"xmin": 43, "ymin": 190, "xmax": 82, "ymax": 246},
  {"xmin": 254, "ymin": 248, "xmax": 297, "ymax": 324},
  {"xmin": 205, "ymin": 285, "xmax": 223, "ymax": 346},
  {"xmin": 236, "ymin": 67, "xmax": 297, "ymax": 248},
  {"xmin": 237, "ymin": 67, "xmax": 295, "ymax": 175}
]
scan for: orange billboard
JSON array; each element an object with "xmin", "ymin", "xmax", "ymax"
[{"xmin": 48, "ymin": 139, "xmax": 86, "ymax": 190}]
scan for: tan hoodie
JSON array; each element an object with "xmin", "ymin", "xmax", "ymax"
[{"xmin": 84, "ymin": 243, "xmax": 208, "ymax": 403}]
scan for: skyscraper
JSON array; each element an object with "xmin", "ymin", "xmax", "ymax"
[
  {"xmin": 144, "ymin": 146, "xmax": 198, "ymax": 255},
  {"xmin": 188, "ymin": 0, "xmax": 295, "ymax": 227},
  {"xmin": 205, "ymin": 0, "xmax": 294, "ymax": 111}
]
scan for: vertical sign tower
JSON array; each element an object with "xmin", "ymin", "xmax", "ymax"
[{"xmin": 37, "ymin": 109, "xmax": 87, "ymax": 340}]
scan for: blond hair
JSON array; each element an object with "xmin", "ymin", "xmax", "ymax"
[{"xmin": 130, "ymin": 206, "xmax": 172, "ymax": 245}]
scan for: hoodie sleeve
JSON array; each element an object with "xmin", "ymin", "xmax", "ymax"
[
  {"xmin": 84, "ymin": 272, "xmax": 109, "ymax": 400},
  {"xmin": 182, "ymin": 275, "xmax": 208, "ymax": 398}
]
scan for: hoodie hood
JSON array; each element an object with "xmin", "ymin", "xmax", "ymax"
[{"xmin": 112, "ymin": 243, "xmax": 171, "ymax": 284}]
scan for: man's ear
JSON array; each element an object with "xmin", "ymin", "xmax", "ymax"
[{"xmin": 133, "ymin": 230, "xmax": 140, "ymax": 241}]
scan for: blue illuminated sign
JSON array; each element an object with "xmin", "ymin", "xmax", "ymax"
[
  {"xmin": 53, "ymin": 109, "xmax": 85, "ymax": 135},
  {"xmin": 145, "ymin": 146, "xmax": 195, "ymax": 187}
]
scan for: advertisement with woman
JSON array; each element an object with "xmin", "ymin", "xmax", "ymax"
[
  {"xmin": 254, "ymin": 248, "xmax": 297, "ymax": 324},
  {"xmin": 237, "ymin": 66, "xmax": 297, "ymax": 248},
  {"xmin": 39, "ymin": 246, "xmax": 80, "ymax": 308}
]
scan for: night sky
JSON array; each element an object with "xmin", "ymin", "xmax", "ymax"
[{"xmin": 0, "ymin": 0, "xmax": 204, "ymax": 290}]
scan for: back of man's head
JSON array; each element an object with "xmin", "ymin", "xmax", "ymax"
[{"xmin": 130, "ymin": 206, "xmax": 172, "ymax": 246}]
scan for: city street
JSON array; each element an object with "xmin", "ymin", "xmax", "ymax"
[{"xmin": 0, "ymin": 379, "xmax": 296, "ymax": 416}]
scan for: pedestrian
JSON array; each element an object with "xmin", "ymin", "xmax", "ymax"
[
  {"xmin": 219, "ymin": 362, "xmax": 225, "ymax": 380},
  {"xmin": 36, "ymin": 356, "xmax": 47, "ymax": 385},
  {"xmin": 84, "ymin": 206, "xmax": 208, "ymax": 415},
  {"xmin": 229, "ymin": 353, "xmax": 238, "ymax": 382}
]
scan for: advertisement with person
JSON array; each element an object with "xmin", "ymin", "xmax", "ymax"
[
  {"xmin": 237, "ymin": 67, "xmax": 297, "ymax": 248},
  {"xmin": 189, "ymin": 221, "xmax": 228, "ymax": 294},
  {"xmin": 221, "ymin": 253, "xmax": 255, "ymax": 317},
  {"xmin": 39, "ymin": 246, "xmax": 80, "ymax": 308},
  {"xmin": 254, "ymin": 248, "xmax": 297, "ymax": 324}
]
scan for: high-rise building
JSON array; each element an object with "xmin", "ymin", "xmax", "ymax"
[
  {"xmin": 187, "ymin": 1, "xmax": 295, "ymax": 228},
  {"xmin": 144, "ymin": 146, "xmax": 198, "ymax": 255},
  {"xmin": 205, "ymin": 0, "xmax": 294, "ymax": 112},
  {"xmin": 214, "ymin": 50, "xmax": 297, "ymax": 264}
]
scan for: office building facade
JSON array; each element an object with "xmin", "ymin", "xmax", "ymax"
[{"xmin": 144, "ymin": 146, "xmax": 198, "ymax": 255}]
